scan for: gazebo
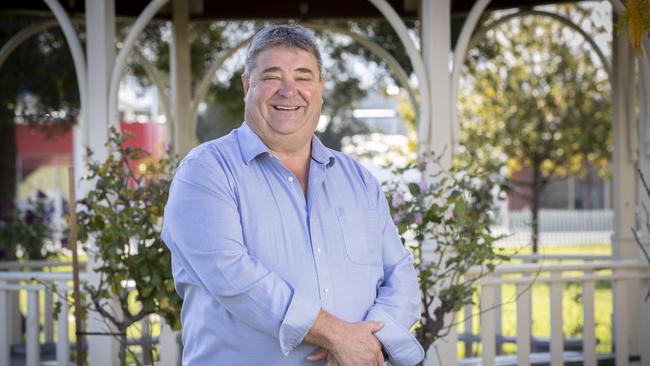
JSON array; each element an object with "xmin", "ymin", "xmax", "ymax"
[{"xmin": 0, "ymin": 1, "xmax": 648, "ymax": 365}]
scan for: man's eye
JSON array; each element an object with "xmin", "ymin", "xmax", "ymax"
[{"xmin": 262, "ymin": 75, "xmax": 281, "ymax": 80}]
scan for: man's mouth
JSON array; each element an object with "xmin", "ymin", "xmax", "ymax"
[{"xmin": 272, "ymin": 105, "xmax": 301, "ymax": 111}]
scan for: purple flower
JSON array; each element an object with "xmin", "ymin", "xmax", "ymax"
[
  {"xmin": 414, "ymin": 212, "xmax": 423, "ymax": 225},
  {"xmin": 418, "ymin": 180, "xmax": 427, "ymax": 194},
  {"xmin": 393, "ymin": 212, "xmax": 402, "ymax": 224},
  {"xmin": 391, "ymin": 192, "xmax": 404, "ymax": 208},
  {"xmin": 24, "ymin": 210, "xmax": 36, "ymax": 225}
]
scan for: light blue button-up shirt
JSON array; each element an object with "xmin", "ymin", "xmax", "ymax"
[{"xmin": 162, "ymin": 122, "xmax": 424, "ymax": 366}]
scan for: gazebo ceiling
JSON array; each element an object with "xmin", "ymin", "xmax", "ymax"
[{"xmin": 1, "ymin": 0, "xmax": 580, "ymax": 20}]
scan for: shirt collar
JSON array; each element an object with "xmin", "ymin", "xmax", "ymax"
[
  {"xmin": 238, "ymin": 122, "xmax": 270, "ymax": 165},
  {"xmin": 238, "ymin": 121, "xmax": 335, "ymax": 168},
  {"xmin": 310, "ymin": 134, "xmax": 336, "ymax": 168}
]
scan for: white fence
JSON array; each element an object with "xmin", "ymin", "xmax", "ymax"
[
  {"xmin": 0, "ymin": 269, "xmax": 83, "ymax": 366},
  {"xmin": 0, "ymin": 261, "xmax": 173, "ymax": 366},
  {"xmin": 459, "ymin": 257, "xmax": 650, "ymax": 366},
  {"xmin": 493, "ymin": 209, "xmax": 614, "ymax": 247}
]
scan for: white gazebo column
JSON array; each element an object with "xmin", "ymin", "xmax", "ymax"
[
  {"xmin": 171, "ymin": 0, "xmax": 194, "ymax": 157},
  {"xmin": 637, "ymin": 36, "xmax": 650, "ymax": 366},
  {"xmin": 611, "ymin": 19, "xmax": 640, "ymax": 364},
  {"xmin": 420, "ymin": 1, "xmax": 456, "ymax": 365},
  {"xmin": 421, "ymin": 0, "xmax": 452, "ymax": 167},
  {"xmin": 85, "ymin": 0, "xmax": 119, "ymax": 365}
]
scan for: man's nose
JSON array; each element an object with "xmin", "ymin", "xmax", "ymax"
[{"xmin": 277, "ymin": 79, "xmax": 297, "ymax": 97}]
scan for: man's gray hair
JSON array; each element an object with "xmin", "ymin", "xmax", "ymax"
[{"xmin": 243, "ymin": 24, "xmax": 322, "ymax": 79}]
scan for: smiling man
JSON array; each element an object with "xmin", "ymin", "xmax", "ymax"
[{"xmin": 162, "ymin": 24, "xmax": 424, "ymax": 366}]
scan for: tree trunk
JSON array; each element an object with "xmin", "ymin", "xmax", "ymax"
[
  {"xmin": 0, "ymin": 106, "xmax": 17, "ymax": 260},
  {"xmin": 531, "ymin": 161, "xmax": 542, "ymax": 253},
  {"xmin": 118, "ymin": 330, "xmax": 128, "ymax": 366}
]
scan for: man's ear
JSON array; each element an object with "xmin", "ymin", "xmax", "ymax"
[{"xmin": 241, "ymin": 73, "xmax": 250, "ymax": 96}]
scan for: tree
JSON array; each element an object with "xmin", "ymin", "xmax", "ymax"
[
  {"xmin": 0, "ymin": 15, "xmax": 79, "ymax": 259},
  {"xmin": 76, "ymin": 129, "xmax": 181, "ymax": 366},
  {"xmin": 459, "ymin": 12, "xmax": 611, "ymax": 252},
  {"xmin": 383, "ymin": 154, "xmax": 509, "ymax": 360}
]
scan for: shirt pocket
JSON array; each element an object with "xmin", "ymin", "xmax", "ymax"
[{"xmin": 335, "ymin": 206, "xmax": 382, "ymax": 266}]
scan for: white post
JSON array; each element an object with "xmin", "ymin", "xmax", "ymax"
[
  {"xmin": 159, "ymin": 322, "xmax": 181, "ymax": 366},
  {"xmin": 515, "ymin": 283, "xmax": 531, "ymax": 366},
  {"xmin": 0, "ymin": 282, "xmax": 8, "ymax": 366},
  {"xmin": 171, "ymin": 0, "xmax": 194, "ymax": 157},
  {"xmin": 421, "ymin": 0, "xmax": 452, "ymax": 167},
  {"xmin": 421, "ymin": 1, "xmax": 456, "ymax": 365},
  {"xmin": 480, "ymin": 285, "xmax": 496, "ymax": 366},
  {"xmin": 582, "ymin": 279, "xmax": 596, "ymax": 366},
  {"xmin": 85, "ymin": 1, "xmax": 119, "ymax": 365},
  {"xmin": 611, "ymin": 16, "xmax": 640, "ymax": 362},
  {"xmin": 614, "ymin": 276, "xmax": 630, "ymax": 366},
  {"xmin": 56, "ymin": 284, "xmax": 69, "ymax": 365},
  {"xmin": 26, "ymin": 289, "xmax": 39, "ymax": 366},
  {"xmin": 44, "ymin": 284, "xmax": 54, "ymax": 343},
  {"xmin": 549, "ymin": 273, "xmax": 563, "ymax": 366},
  {"xmin": 637, "ymin": 37, "xmax": 650, "ymax": 366}
]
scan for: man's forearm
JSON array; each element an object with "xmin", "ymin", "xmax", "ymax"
[{"xmin": 303, "ymin": 309, "xmax": 341, "ymax": 349}]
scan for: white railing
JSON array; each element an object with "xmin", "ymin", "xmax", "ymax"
[
  {"xmin": 0, "ymin": 260, "xmax": 176, "ymax": 366},
  {"xmin": 493, "ymin": 209, "xmax": 614, "ymax": 246},
  {"xmin": 460, "ymin": 259, "xmax": 650, "ymax": 366},
  {"xmin": 0, "ymin": 270, "xmax": 87, "ymax": 366}
]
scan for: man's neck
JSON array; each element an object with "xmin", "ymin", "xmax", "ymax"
[{"xmin": 269, "ymin": 140, "xmax": 312, "ymax": 198}]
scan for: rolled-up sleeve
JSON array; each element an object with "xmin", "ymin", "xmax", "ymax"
[
  {"xmin": 162, "ymin": 157, "xmax": 320, "ymax": 355},
  {"xmin": 364, "ymin": 175, "xmax": 424, "ymax": 366}
]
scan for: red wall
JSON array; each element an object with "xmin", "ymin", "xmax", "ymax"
[{"xmin": 16, "ymin": 122, "xmax": 167, "ymax": 173}]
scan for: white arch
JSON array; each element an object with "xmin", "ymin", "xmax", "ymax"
[
  {"xmin": 368, "ymin": 0, "xmax": 431, "ymax": 150},
  {"xmin": 189, "ymin": 35, "xmax": 254, "ymax": 127},
  {"xmin": 0, "ymin": 17, "xmax": 172, "ymax": 138},
  {"xmin": 132, "ymin": 49, "xmax": 172, "ymax": 131},
  {"xmin": 450, "ymin": 0, "xmax": 491, "ymax": 147},
  {"xmin": 451, "ymin": 7, "xmax": 614, "ymax": 147},
  {"xmin": 306, "ymin": 22, "xmax": 420, "ymax": 128},
  {"xmin": 42, "ymin": 0, "xmax": 87, "ymax": 131},
  {"xmin": 468, "ymin": 10, "xmax": 612, "ymax": 76},
  {"xmin": 0, "ymin": 19, "xmax": 59, "ymax": 69},
  {"xmin": 190, "ymin": 22, "xmax": 421, "ymax": 135},
  {"xmin": 108, "ymin": 0, "xmax": 170, "ymax": 127}
]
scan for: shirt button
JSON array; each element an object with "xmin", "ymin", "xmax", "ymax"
[
  {"xmin": 316, "ymin": 247, "xmax": 322, "ymax": 253},
  {"xmin": 323, "ymin": 288, "xmax": 329, "ymax": 294},
  {"xmin": 287, "ymin": 176, "xmax": 294, "ymax": 182}
]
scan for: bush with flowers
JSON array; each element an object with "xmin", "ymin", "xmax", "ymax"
[
  {"xmin": 0, "ymin": 190, "xmax": 58, "ymax": 260},
  {"xmin": 76, "ymin": 127, "xmax": 181, "ymax": 366},
  {"xmin": 382, "ymin": 154, "xmax": 510, "ymax": 357}
]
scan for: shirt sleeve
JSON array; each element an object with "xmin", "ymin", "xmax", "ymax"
[
  {"xmin": 363, "ymin": 174, "xmax": 425, "ymax": 366},
  {"xmin": 162, "ymin": 157, "xmax": 321, "ymax": 355}
]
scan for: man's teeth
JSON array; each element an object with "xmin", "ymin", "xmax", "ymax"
[{"xmin": 274, "ymin": 106, "xmax": 300, "ymax": 111}]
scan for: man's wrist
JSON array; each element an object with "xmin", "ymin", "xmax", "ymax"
[{"xmin": 303, "ymin": 309, "xmax": 344, "ymax": 349}]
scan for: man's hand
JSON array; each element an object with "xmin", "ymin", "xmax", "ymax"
[
  {"xmin": 328, "ymin": 321, "xmax": 384, "ymax": 366},
  {"xmin": 304, "ymin": 310, "xmax": 385, "ymax": 366},
  {"xmin": 307, "ymin": 348, "xmax": 341, "ymax": 366}
]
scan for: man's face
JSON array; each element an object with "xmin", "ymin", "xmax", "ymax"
[{"xmin": 242, "ymin": 46, "xmax": 324, "ymax": 147}]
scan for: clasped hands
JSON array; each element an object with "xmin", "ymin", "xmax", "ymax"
[{"xmin": 304, "ymin": 310, "xmax": 385, "ymax": 366}]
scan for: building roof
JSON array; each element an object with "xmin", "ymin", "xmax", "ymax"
[{"xmin": 1, "ymin": 0, "xmax": 580, "ymax": 20}]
